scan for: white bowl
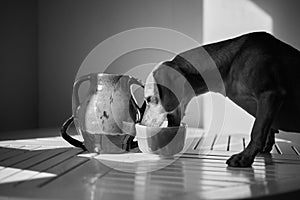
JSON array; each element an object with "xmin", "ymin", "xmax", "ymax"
[{"xmin": 135, "ymin": 123, "xmax": 187, "ymax": 156}]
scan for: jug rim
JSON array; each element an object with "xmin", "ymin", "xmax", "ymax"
[
  {"xmin": 75, "ymin": 73, "xmax": 138, "ymax": 83},
  {"xmin": 97, "ymin": 73, "xmax": 130, "ymax": 77},
  {"xmin": 79, "ymin": 72, "xmax": 132, "ymax": 78}
]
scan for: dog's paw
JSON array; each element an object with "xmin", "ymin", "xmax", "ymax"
[{"xmin": 226, "ymin": 153, "xmax": 254, "ymax": 167}]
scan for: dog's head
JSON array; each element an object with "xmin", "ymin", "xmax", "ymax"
[{"xmin": 142, "ymin": 61, "xmax": 195, "ymax": 127}]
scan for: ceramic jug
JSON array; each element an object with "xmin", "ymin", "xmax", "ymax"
[{"xmin": 61, "ymin": 73, "xmax": 146, "ymax": 153}]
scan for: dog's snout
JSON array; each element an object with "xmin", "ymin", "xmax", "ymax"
[{"xmin": 151, "ymin": 96, "xmax": 159, "ymax": 104}]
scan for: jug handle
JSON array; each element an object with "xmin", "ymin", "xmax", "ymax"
[
  {"xmin": 60, "ymin": 74, "xmax": 93, "ymax": 151},
  {"xmin": 61, "ymin": 116, "xmax": 87, "ymax": 151},
  {"xmin": 73, "ymin": 74, "xmax": 93, "ymax": 114},
  {"xmin": 129, "ymin": 77, "xmax": 147, "ymax": 123}
]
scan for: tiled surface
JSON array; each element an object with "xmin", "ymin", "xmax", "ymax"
[{"xmin": 0, "ymin": 129, "xmax": 300, "ymax": 199}]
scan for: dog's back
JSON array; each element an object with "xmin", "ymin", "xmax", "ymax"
[{"xmin": 203, "ymin": 32, "xmax": 300, "ymax": 132}]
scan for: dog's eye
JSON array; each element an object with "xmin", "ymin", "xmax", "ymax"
[{"xmin": 145, "ymin": 97, "xmax": 151, "ymax": 104}]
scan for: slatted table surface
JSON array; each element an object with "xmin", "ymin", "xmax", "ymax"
[{"xmin": 1, "ymin": 128, "xmax": 300, "ymax": 200}]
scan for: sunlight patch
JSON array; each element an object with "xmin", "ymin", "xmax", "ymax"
[{"xmin": 0, "ymin": 167, "xmax": 56, "ymax": 184}]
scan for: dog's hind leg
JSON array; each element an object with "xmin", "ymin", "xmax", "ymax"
[
  {"xmin": 226, "ymin": 90, "xmax": 285, "ymax": 167},
  {"xmin": 260, "ymin": 128, "xmax": 278, "ymax": 153}
]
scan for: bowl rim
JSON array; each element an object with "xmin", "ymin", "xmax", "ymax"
[{"xmin": 135, "ymin": 122, "xmax": 187, "ymax": 130}]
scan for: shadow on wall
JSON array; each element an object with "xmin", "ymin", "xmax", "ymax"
[
  {"xmin": 0, "ymin": 0, "xmax": 38, "ymax": 132},
  {"xmin": 38, "ymin": 0, "xmax": 203, "ymax": 129},
  {"xmin": 1, "ymin": 0, "xmax": 204, "ymax": 133},
  {"xmin": 251, "ymin": 0, "xmax": 300, "ymax": 50}
]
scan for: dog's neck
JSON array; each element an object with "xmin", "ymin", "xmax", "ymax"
[{"xmin": 173, "ymin": 35, "xmax": 248, "ymax": 95}]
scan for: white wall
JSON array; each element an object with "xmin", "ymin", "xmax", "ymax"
[{"xmin": 202, "ymin": 0, "xmax": 273, "ymax": 134}]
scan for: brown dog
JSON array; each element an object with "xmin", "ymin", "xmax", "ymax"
[{"xmin": 142, "ymin": 32, "xmax": 300, "ymax": 167}]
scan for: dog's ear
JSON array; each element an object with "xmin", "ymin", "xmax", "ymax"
[
  {"xmin": 152, "ymin": 61, "xmax": 186, "ymax": 112},
  {"xmin": 156, "ymin": 83, "xmax": 179, "ymax": 112}
]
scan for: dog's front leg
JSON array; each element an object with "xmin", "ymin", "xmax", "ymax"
[
  {"xmin": 260, "ymin": 128, "xmax": 278, "ymax": 153},
  {"xmin": 226, "ymin": 90, "xmax": 285, "ymax": 167}
]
